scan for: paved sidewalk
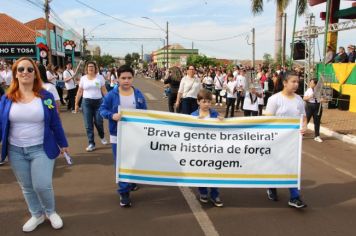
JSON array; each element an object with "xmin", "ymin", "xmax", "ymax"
[
  {"xmin": 212, "ymin": 100, "xmax": 356, "ymax": 144},
  {"xmin": 319, "ymin": 108, "xmax": 356, "ymax": 135}
]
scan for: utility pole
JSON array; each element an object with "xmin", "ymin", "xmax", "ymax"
[
  {"xmin": 82, "ymin": 28, "xmax": 86, "ymax": 59},
  {"xmin": 141, "ymin": 44, "xmax": 144, "ymax": 62},
  {"xmin": 282, "ymin": 13, "xmax": 287, "ymax": 67},
  {"xmin": 166, "ymin": 21, "xmax": 169, "ymax": 68},
  {"xmin": 192, "ymin": 41, "xmax": 194, "ymax": 49},
  {"xmin": 44, "ymin": 0, "xmax": 52, "ymax": 65},
  {"xmin": 252, "ymin": 28, "xmax": 255, "ymax": 73}
]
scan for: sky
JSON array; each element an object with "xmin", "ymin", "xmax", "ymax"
[{"xmin": 1, "ymin": 0, "xmax": 355, "ymax": 60}]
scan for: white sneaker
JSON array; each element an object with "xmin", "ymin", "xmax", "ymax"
[
  {"xmin": 100, "ymin": 138, "xmax": 108, "ymax": 145},
  {"xmin": 314, "ymin": 136, "xmax": 323, "ymax": 142},
  {"xmin": 86, "ymin": 144, "xmax": 96, "ymax": 152},
  {"xmin": 47, "ymin": 212, "xmax": 63, "ymax": 229},
  {"xmin": 22, "ymin": 215, "xmax": 45, "ymax": 232},
  {"xmin": 219, "ymin": 103, "xmax": 223, "ymax": 106}
]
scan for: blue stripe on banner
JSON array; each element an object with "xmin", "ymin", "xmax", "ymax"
[
  {"xmin": 119, "ymin": 175, "xmax": 298, "ymax": 185},
  {"xmin": 121, "ymin": 117, "xmax": 300, "ymax": 129}
]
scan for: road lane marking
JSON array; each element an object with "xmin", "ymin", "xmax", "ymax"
[
  {"xmin": 179, "ymin": 187, "xmax": 219, "ymax": 236},
  {"xmin": 303, "ymin": 151, "xmax": 356, "ymax": 179},
  {"xmin": 144, "ymin": 93, "xmax": 158, "ymax": 101}
]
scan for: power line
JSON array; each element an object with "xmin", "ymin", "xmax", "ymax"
[
  {"xmin": 22, "ymin": 0, "xmax": 44, "ymax": 10},
  {"xmin": 74, "ymin": 0, "xmax": 159, "ymax": 31},
  {"xmin": 170, "ymin": 31, "xmax": 249, "ymax": 42},
  {"xmin": 75, "ymin": 0, "xmax": 252, "ymax": 43}
]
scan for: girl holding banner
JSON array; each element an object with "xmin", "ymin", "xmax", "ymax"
[
  {"xmin": 265, "ymin": 72, "xmax": 307, "ymax": 209},
  {"xmin": 99, "ymin": 65, "xmax": 147, "ymax": 208}
]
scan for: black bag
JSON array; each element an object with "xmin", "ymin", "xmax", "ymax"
[{"xmin": 56, "ymin": 80, "xmax": 65, "ymax": 89}]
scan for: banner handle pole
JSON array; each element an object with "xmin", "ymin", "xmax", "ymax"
[
  {"xmin": 297, "ymin": 115, "xmax": 303, "ymax": 190},
  {"xmin": 116, "ymin": 105, "xmax": 121, "ymax": 183}
]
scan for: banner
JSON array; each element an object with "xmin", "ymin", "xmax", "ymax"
[{"xmin": 117, "ymin": 109, "xmax": 302, "ymax": 189}]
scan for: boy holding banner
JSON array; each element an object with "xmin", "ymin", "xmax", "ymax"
[
  {"xmin": 265, "ymin": 72, "xmax": 307, "ymax": 209},
  {"xmin": 191, "ymin": 89, "xmax": 224, "ymax": 207},
  {"xmin": 100, "ymin": 65, "xmax": 147, "ymax": 207}
]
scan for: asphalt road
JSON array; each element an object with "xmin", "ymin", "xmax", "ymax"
[{"xmin": 1, "ymin": 75, "xmax": 356, "ymax": 236}]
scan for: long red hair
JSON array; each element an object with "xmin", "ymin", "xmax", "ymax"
[{"xmin": 6, "ymin": 57, "xmax": 43, "ymax": 102}]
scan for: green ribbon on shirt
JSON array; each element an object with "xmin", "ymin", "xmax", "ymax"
[{"xmin": 44, "ymin": 99, "xmax": 55, "ymax": 109}]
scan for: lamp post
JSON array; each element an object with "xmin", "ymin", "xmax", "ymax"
[
  {"xmin": 82, "ymin": 23, "xmax": 106, "ymax": 59},
  {"xmin": 142, "ymin": 17, "xmax": 169, "ymax": 68}
]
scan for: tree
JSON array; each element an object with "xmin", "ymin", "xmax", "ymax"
[
  {"xmin": 251, "ymin": 0, "xmax": 307, "ymax": 62},
  {"xmin": 187, "ymin": 54, "xmax": 217, "ymax": 68},
  {"xmin": 124, "ymin": 53, "xmax": 133, "ymax": 66},
  {"xmin": 131, "ymin": 53, "xmax": 140, "ymax": 68},
  {"xmin": 124, "ymin": 53, "xmax": 141, "ymax": 67},
  {"xmin": 263, "ymin": 53, "xmax": 274, "ymax": 67},
  {"xmin": 90, "ymin": 54, "xmax": 115, "ymax": 67},
  {"xmin": 101, "ymin": 54, "xmax": 115, "ymax": 67}
]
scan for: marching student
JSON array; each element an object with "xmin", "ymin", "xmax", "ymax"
[
  {"xmin": 38, "ymin": 64, "xmax": 61, "ymax": 114},
  {"xmin": 213, "ymin": 69, "xmax": 224, "ymax": 106},
  {"xmin": 235, "ymin": 69, "xmax": 248, "ymax": 111},
  {"xmin": 0, "ymin": 57, "xmax": 68, "ymax": 231},
  {"xmin": 75, "ymin": 61, "xmax": 108, "ymax": 152},
  {"xmin": 224, "ymin": 72, "xmax": 237, "ymax": 118},
  {"xmin": 175, "ymin": 65, "xmax": 202, "ymax": 115},
  {"xmin": 265, "ymin": 72, "xmax": 307, "ymax": 209},
  {"xmin": 191, "ymin": 89, "xmax": 224, "ymax": 207},
  {"xmin": 303, "ymin": 78, "xmax": 323, "ymax": 142},
  {"xmin": 243, "ymin": 84, "xmax": 261, "ymax": 116},
  {"xmin": 100, "ymin": 65, "xmax": 147, "ymax": 208}
]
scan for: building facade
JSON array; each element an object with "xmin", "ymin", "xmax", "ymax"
[{"xmin": 152, "ymin": 44, "xmax": 198, "ymax": 68}]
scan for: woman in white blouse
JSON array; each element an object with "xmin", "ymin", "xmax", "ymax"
[
  {"xmin": 175, "ymin": 65, "xmax": 202, "ymax": 114},
  {"xmin": 303, "ymin": 78, "xmax": 323, "ymax": 142},
  {"xmin": 75, "ymin": 61, "xmax": 107, "ymax": 152}
]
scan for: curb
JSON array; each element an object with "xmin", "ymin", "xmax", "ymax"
[{"xmin": 307, "ymin": 123, "xmax": 356, "ymax": 145}]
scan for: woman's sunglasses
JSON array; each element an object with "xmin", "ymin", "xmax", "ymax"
[{"xmin": 17, "ymin": 67, "xmax": 34, "ymax": 73}]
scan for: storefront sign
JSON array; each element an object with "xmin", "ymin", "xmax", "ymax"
[{"xmin": 0, "ymin": 44, "xmax": 36, "ymax": 58}]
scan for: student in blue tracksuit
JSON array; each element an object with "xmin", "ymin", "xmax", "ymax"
[
  {"xmin": 100, "ymin": 65, "xmax": 147, "ymax": 207},
  {"xmin": 191, "ymin": 89, "xmax": 224, "ymax": 207},
  {"xmin": 0, "ymin": 57, "xmax": 68, "ymax": 232}
]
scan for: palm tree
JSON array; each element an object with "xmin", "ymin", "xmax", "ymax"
[{"xmin": 251, "ymin": 0, "xmax": 307, "ymax": 63}]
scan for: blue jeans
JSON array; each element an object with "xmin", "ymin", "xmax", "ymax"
[
  {"xmin": 269, "ymin": 188, "xmax": 300, "ymax": 199},
  {"xmin": 289, "ymin": 188, "xmax": 300, "ymax": 199},
  {"xmin": 198, "ymin": 187, "xmax": 219, "ymax": 199},
  {"xmin": 111, "ymin": 144, "xmax": 135, "ymax": 195},
  {"xmin": 181, "ymin": 97, "xmax": 198, "ymax": 115},
  {"xmin": 8, "ymin": 144, "xmax": 56, "ymax": 217},
  {"xmin": 82, "ymin": 98, "xmax": 105, "ymax": 146}
]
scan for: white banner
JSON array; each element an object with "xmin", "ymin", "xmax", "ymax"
[{"xmin": 117, "ymin": 109, "xmax": 302, "ymax": 188}]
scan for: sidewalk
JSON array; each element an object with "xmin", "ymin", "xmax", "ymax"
[
  {"xmin": 153, "ymin": 77, "xmax": 356, "ymax": 145},
  {"xmin": 213, "ymin": 101, "xmax": 356, "ymax": 145},
  {"xmin": 308, "ymin": 108, "xmax": 356, "ymax": 145}
]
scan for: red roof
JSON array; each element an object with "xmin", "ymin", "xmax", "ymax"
[
  {"xmin": 0, "ymin": 13, "xmax": 41, "ymax": 43},
  {"xmin": 25, "ymin": 18, "xmax": 61, "ymax": 31}
]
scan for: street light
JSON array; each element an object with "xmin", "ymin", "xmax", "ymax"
[
  {"xmin": 142, "ymin": 17, "xmax": 169, "ymax": 68},
  {"xmin": 82, "ymin": 23, "xmax": 106, "ymax": 59},
  {"xmin": 86, "ymin": 23, "xmax": 106, "ymax": 37}
]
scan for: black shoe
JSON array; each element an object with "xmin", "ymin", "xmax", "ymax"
[
  {"xmin": 267, "ymin": 188, "xmax": 278, "ymax": 201},
  {"xmin": 199, "ymin": 194, "xmax": 208, "ymax": 204},
  {"xmin": 210, "ymin": 197, "xmax": 224, "ymax": 207},
  {"xmin": 0, "ymin": 160, "xmax": 5, "ymax": 166},
  {"xmin": 120, "ymin": 192, "xmax": 131, "ymax": 207},
  {"xmin": 288, "ymin": 198, "xmax": 307, "ymax": 209},
  {"xmin": 130, "ymin": 184, "xmax": 139, "ymax": 192}
]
